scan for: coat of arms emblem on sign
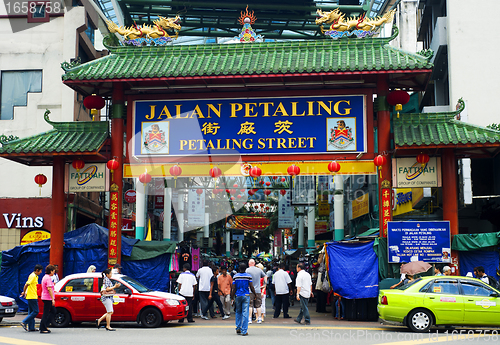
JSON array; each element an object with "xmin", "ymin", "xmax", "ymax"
[
  {"xmin": 144, "ymin": 123, "xmax": 167, "ymax": 152},
  {"xmin": 329, "ymin": 120, "xmax": 354, "ymax": 149}
]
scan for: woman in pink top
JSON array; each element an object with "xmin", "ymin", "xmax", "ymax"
[{"xmin": 39, "ymin": 264, "xmax": 57, "ymax": 334}]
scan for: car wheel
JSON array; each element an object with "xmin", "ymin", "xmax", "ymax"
[
  {"xmin": 140, "ymin": 307, "xmax": 162, "ymax": 328},
  {"xmin": 408, "ymin": 309, "xmax": 432, "ymax": 333},
  {"xmin": 51, "ymin": 308, "xmax": 71, "ymax": 328}
]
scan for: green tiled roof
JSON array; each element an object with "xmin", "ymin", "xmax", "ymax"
[
  {"xmin": 393, "ymin": 99, "xmax": 500, "ymax": 147},
  {"xmin": 62, "ymin": 30, "xmax": 433, "ymax": 81},
  {"xmin": 0, "ymin": 110, "xmax": 109, "ymax": 154}
]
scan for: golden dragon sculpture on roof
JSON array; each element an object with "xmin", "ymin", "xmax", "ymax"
[
  {"xmin": 316, "ymin": 9, "xmax": 396, "ymax": 38},
  {"xmin": 106, "ymin": 16, "xmax": 182, "ymax": 42}
]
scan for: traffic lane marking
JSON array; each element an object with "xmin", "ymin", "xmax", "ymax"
[
  {"xmin": 0, "ymin": 336, "xmax": 54, "ymax": 345},
  {"xmin": 374, "ymin": 333, "xmax": 487, "ymax": 345}
]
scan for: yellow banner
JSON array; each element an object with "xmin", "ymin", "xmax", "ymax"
[
  {"xmin": 318, "ymin": 199, "xmax": 330, "ymax": 216},
  {"xmin": 124, "ymin": 160, "xmax": 376, "ymax": 178},
  {"xmin": 351, "ymin": 193, "xmax": 369, "ymax": 219}
]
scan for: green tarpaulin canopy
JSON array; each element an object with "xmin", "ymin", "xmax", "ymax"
[
  {"xmin": 123, "ymin": 241, "xmax": 177, "ymax": 261},
  {"xmin": 452, "ymin": 232, "xmax": 500, "ymax": 251}
]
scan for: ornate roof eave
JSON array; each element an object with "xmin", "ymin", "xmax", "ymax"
[
  {"xmin": 393, "ymin": 99, "xmax": 500, "ymax": 156},
  {"xmin": 0, "ymin": 110, "xmax": 110, "ymax": 166}
]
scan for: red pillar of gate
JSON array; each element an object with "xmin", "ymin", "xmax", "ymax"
[
  {"xmin": 442, "ymin": 148, "xmax": 459, "ymax": 274},
  {"xmin": 109, "ymin": 83, "xmax": 125, "ymax": 266},
  {"xmin": 442, "ymin": 149, "xmax": 458, "ymax": 235},
  {"xmin": 50, "ymin": 156, "xmax": 65, "ymax": 277},
  {"xmin": 377, "ymin": 76, "xmax": 392, "ymax": 237}
]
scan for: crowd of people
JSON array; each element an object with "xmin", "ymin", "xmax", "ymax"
[{"xmin": 170, "ymin": 258, "xmax": 313, "ymax": 334}]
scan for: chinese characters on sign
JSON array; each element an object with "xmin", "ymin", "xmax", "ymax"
[
  {"xmin": 187, "ymin": 189, "xmax": 206, "ymax": 227},
  {"xmin": 278, "ymin": 194, "xmax": 294, "ymax": 228},
  {"xmin": 108, "ymin": 191, "xmax": 119, "ymax": 266},
  {"xmin": 381, "ymin": 188, "xmax": 391, "ymax": 237}
]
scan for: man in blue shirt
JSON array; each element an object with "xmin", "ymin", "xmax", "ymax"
[{"xmin": 231, "ymin": 262, "xmax": 256, "ymax": 336}]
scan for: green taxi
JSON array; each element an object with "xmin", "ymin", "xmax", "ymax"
[{"xmin": 378, "ymin": 276, "xmax": 500, "ymax": 332}]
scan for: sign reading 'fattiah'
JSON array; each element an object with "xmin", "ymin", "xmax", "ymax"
[
  {"xmin": 393, "ymin": 157, "xmax": 441, "ymax": 188},
  {"xmin": 133, "ymin": 95, "xmax": 366, "ymax": 157}
]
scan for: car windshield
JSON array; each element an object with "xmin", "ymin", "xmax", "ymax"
[
  {"xmin": 397, "ymin": 278, "xmax": 422, "ymax": 290},
  {"xmin": 121, "ymin": 276, "xmax": 151, "ymax": 293}
]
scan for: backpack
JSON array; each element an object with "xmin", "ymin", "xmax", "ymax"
[{"xmin": 487, "ymin": 276, "xmax": 500, "ymax": 290}]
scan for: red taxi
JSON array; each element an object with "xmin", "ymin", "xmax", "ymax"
[{"xmin": 38, "ymin": 273, "xmax": 187, "ymax": 328}]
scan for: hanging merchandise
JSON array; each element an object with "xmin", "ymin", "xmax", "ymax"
[{"xmin": 191, "ymin": 247, "xmax": 200, "ymax": 271}]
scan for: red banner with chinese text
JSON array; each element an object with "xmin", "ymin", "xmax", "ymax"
[
  {"xmin": 108, "ymin": 191, "xmax": 119, "ymax": 267},
  {"xmin": 381, "ymin": 188, "xmax": 392, "ymax": 237}
]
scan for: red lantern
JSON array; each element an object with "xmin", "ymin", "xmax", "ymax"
[
  {"xmin": 139, "ymin": 172, "xmax": 152, "ymax": 185},
  {"xmin": 254, "ymin": 205, "xmax": 258, "ymax": 209},
  {"xmin": 280, "ymin": 189, "xmax": 287, "ymax": 196},
  {"xmin": 387, "ymin": 90, "xmax": 410, "ymax": 118},
  {"xmin": 416, "ymin": 153, "xmax": 430, "ymax": 166},
  {"xmin": 374, "ymin": 155, "xmax": 387, "ymax": 167},
  {"xmin": 266, "ymin": 206, "xmax": 270, "ymax": 211},
  {"xmin": 34, "ymin": 174, "xmax": 47, "ymax": 187},
  {"xmin": 237, "ymin": 195, "xmax": 242, "ymax": 199},
  {"xmin": 107, "ymin": 158, "xmax": 119, "ymax": 173},
  {"xmin": 259, "ymin": 180, "xmax": 264, "ymax": 185},
  {"xmin": 272, "ymin": 176, "xmax": 277, "ymax": 180},
  {"xmin": 196, "ymin": 189, "xmax": 203, "ymax": 195},
  {"xmin": 264, "ymin": 189, "xmax": 271, "ymax": 196},
  {"xmin": 249, "ymin": 166, "xmax": 262, "ymax": 179},
  {"xmin": 226, "ymin": 189, "xmax": 231, "ymax": 194},
  {"xmin": 34, "ymin": 173, "xmax": 47, "ymax": 196},
  {"xmin": 209, "ymin": 167, "xmax": 222, "ymax": 178},
  {"xmin": 72, "ymin": 158, "xmax": 85, "ymax": 172},
  {"xmin": 248, "ymin": 190, "xmax": 255, "ymax": 196},
  {"xmin": 327, "ymin": 161, "xmax": 341, "ymax": 174},
  {"xmin": 169, "ymin": 165, "xmax": 182, "ymax": 178},
  {"xmin": 83, "ymin": 94, "xmax": 105, "ymax": 121},
  {"xmin": 281, "ymin": 177, "xmax": 286, "ymax": 182},
  {"xmin": 374, "ymin": 155, "xmax": 387, "ymax": 178},
  {"xmin": 230, "ymin": 196, "xmax": 235, "ymax": 201},
  {"xmin": 231, "ymin": 189, "xmax": 237, "ymax": 194},
  {"xmin": 169, "ymin": 165, "xmax": 182, "ymax": 187},
  {"xmin": 287, "ymin": 164, "xmax": 300, "ymax": 177},
  {"xmin": 265, "ymin": 181, "xmax": 271, "ymax": 186}
]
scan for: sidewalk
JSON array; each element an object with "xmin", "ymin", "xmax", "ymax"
[{"xmin": 1, "ymin": 300, "xmax": 380, "ymax": 328}]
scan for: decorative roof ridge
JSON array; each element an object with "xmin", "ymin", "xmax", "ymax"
[
  {"xmin": 448, "ymin": 118, "xmax": 500, "ymax": 135},
  {"xmin": 61, "ymin": 54, "xmax": 115, "ymax": 74},
  {"xmin": 43, "ymin": 110, "xmax": 109, "ymax": 133},
  {"xmin": 394, "ymin": 98, "xmax": 465, "ymax": 123},
  {"xmin": 102, "ymin": 28, "xmax": 402, "ymax": 56},
  {"xmin": 384, "ymin": 44, "xmax": 433, "ymax": 64},
  {"xmin": 0, "ymin": 128, "xmax": 57, "ymax": 148}
]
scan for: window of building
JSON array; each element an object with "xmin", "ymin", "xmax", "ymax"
[
  {"xmin": 27, "ymin": 1, "xmax": 50, "ymax": 23},
  {"xmin": 0, "ymin": 70, "xmax": 42, "ymax": 120},
  {"xmin": 85, "ymin": 15, "xmax": 95, "ymax": 45}
]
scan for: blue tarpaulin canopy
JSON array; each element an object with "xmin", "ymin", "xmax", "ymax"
[
  {"xmin": 0, "ymin": 224, "xmax": 174, "ymax": 311},
  {"xmin": 326, "ymin": 241, "xmax": 379, "ymax": 299}
]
